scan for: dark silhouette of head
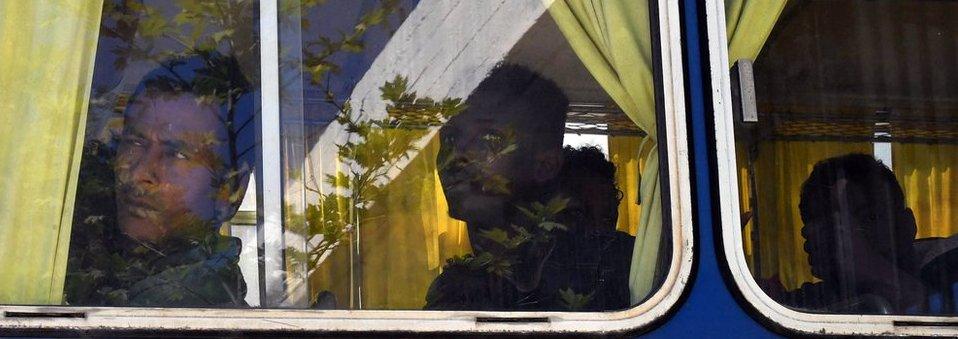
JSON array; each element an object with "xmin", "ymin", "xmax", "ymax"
[
  {"xmin": 559, "ymin": 145, "xmax": 621, "ymax": 233},
  {"xmin": 114, "ymin": 51, "xmax": 255, "ymax": 245},
  {"xmin": 437, "ymin": 64, "xmax": 568, "ymax": 233},
  {"xmin": 799, "ymin": 153, "xmax": 917, "ymax": 287}
]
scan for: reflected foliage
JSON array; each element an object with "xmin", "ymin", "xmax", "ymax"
[
  {"xmin": 288, "ymin": 0, "xmax": 404, "ymax": 81},
  {"xmin": 101, "ymin": 0, "xmax": 259, "ymax": 79},
  {"xmin": 287, "ymin": 76, "xmax": 464, "ymax": 306}
]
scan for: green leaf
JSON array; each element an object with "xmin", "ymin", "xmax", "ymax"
[
  {"xmin": 539, "ymin": 221, "xmax": 567, "ymax": 232},
  {"xmin": 559, "ymin": 288, "xmax": 594, "ymax": 311},
  {"xmin": 479, "ymin": 228, "xmax": 511, "ymax": 246}
]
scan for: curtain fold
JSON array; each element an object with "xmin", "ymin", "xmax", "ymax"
[
  {"xmin": 309, "ymin": 134, "xmax": 472, "ymax": 309},
  {"xmin": 0, "ymin": 0, "xmax": 103, "ymax": 304},
  {"xmin": 609, "ymin": 135, "xmax": 644, "ymax": 236},
  {"xmin": 893, "ymin": 143, "xmax": 958, "ymax": 239},
  {"xmin": 360, "ymin": 136, "xmax": 471, "ymax": 309},
  {"xmin": 548, "ymin": 0, "xmax": 661, "ymax": 303},
  {"xmin": 725, "ymin": 0, "xmax": 788, "ymax": 66}
]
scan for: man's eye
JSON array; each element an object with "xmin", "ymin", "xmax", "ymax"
[
  {"xmin": 167, "ymin": 149, "xmax": 190, "ymax": 160},
  {"xmin": 124, "ymin": 137, "xmax": 146, "ymax": 147}
]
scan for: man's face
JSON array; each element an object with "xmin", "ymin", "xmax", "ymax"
[
  {"xmin": 802, "ymin": 179, "xmax": 894, "ymax": 284},
  {"xmin": 436, "ymin": 101, "xmax": 537, "ymax": 224},
  {"xmin": 573, "ymin": 176, "xmax": 621, "ymax": 233},
  {"xmin": 115, "ymin": 94, "xmax": 231, "ymax": 244}
]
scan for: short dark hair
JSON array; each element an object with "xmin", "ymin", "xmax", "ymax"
[
  {"xmin": 799, "ymin": 153, "xmax": 915, "ymax": 264},
  {"xmin": 560, "ymin": 145, "xmax": 616, "ymax": 182},
  {"xmin": 465, "ymin": 64, "xmax": 569, "ymax": 150},
  {"xmin": 125, "ymin": 51, "xmax": 256, "ymax": 203}
]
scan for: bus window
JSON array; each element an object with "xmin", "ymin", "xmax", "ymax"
[
  {"xmin": 714, "ymin": 0, "xmax": 958, "ymax": 335},
  {"xmin": 0, "ymin": 0, "xmax": 692, "ymax": 334},
  {"xmin": 275, "ymin": 0, "xmax": 687, "ymax": 316}
]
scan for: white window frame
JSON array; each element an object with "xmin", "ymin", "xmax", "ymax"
[
  {"xmin": 0, "ymin": 0, "xmax": 693, "ymax": 334},
  {"xmin": 706, "ymin": 0, "xmax": 958, "ymax": 336}
]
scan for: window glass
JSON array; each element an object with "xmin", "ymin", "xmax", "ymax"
[
  {"xmin": 273, "ymin": 0, "xmax": 671, "ymax": 311},
  {"xmin": 732, "ymin": 0, "xmax": 958, "ymax": 315},
  {"xmin": 64, "ymin": 0, "xmax": 262, "ymax": 307},
  {"xmin": 1, "ymin": 0, "xmax": 675, "ymax": 314}
]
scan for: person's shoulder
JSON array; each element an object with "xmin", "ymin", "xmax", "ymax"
[
  {"xmin": 610, "ymin": 231, "xmax": 635, "ymax": 251},
  {"xmin": 424, "ymin": 255, "xmax": 499, "ymax": 310}
]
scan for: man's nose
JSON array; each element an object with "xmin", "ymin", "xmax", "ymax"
[{"xmin": 128, "ymin": 146, "xmax": 162, "ymax": 186}]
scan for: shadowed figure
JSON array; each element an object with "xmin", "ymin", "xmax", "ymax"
[
  {"xmin": 65, "ymin": 52, "xmax": 255, "ymax": 307},
  {"xmin": 425, "ymin": 64, "xmax": 632, "ymax": 311},
  {"xmin": 768, "ymin": 153, "xmax": 926, "ymax": 314}
]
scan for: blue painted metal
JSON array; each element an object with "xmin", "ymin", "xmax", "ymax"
[{"xmin": 645, "ymin": 1, "xmax": 776, "ymax": 337}]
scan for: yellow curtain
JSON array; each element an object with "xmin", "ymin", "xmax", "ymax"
[
  {"xmin": 610, "ymin": 135, "xmax": 648, "ymax": 236},
  {"xmin": 359, "ymin": 137, "xmax": 471, "ymax": 309},
  {"xmin": 0, "ymin": 0, "xmax": 103, "ymax": 304},
  {"xmin": 549, "ymin": 0, "xmax": 662, "ymax": 304},
  {"xmin": 309, "ymin": 136, "xmax": 472, "ymax": 309},
  {"xmin": 893, "ymin": 143, "xmax": 958, "ymax": 239},
  {"xmin": 745, "ymin": 141, "xmax": 870, "ymax": 290}
]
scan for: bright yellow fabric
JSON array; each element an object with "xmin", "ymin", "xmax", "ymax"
[
  {"xmin": 610, "ymin": 135, "xmax": 647, "ymax": 236},
  {"xmin": 0, "ymin": 0, "xmax": 103, "ymax": 304},
  {"xmin": 548, "ymin": 0, "xmax": 662, "ymax": 304},
  {"xmin": 360, "ymin": 137, "xmax": 471, "ymax": 309},
  {"xmin": 893, "ymin": 143, "xmax": 958, "ymax": 239},
  {"xmin": 309, "ymin": 136, "xmax": 472, "ymax": 309},
  {"xmin": 745, "ymin": 141, "xmax": 870, "ymax": 290}
]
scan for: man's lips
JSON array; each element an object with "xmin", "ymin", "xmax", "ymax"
[{"xmin": 118, "ymin": 195, "xmax": 159, "ymax": 218}]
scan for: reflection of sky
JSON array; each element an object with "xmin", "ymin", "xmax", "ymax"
[
  {"xmin": 87, "ymin": 0, "xmax": 418, "ymax": 140},
  {"xmin": 296, "ymin": 0, "xmax": 419, "ymax": 127},
  {"xmin": 564, "ymin": 133, "xmax": 609, "ymax": 157},
  {"xmin": 87, "ymin": 0, "xmax": 259, "ymax": 142}
]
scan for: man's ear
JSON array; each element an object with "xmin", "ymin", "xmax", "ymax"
[
  {"xmin": 533, "ymin": 149, "xmax": 563, "ymax": 184},
  {"xmin": 216, "ymin": 169, "xmax": 252, "ymax": 223}
]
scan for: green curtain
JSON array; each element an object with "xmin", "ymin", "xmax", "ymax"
[
  {"xmin": 548, "ymin": 0, "xmax": 660, "ymax": 303},
  {"xmin": 725, "ymin": 0, "xmax": 788, "ymax": 66},
  {"xmin": 0, "ymin": 0, "xmax": 103, "ymax": 304}
]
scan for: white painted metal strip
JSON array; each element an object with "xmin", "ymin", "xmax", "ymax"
[{"xmin": 259, "ymin": 0, "xmax": 286, "ymax": 307}]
